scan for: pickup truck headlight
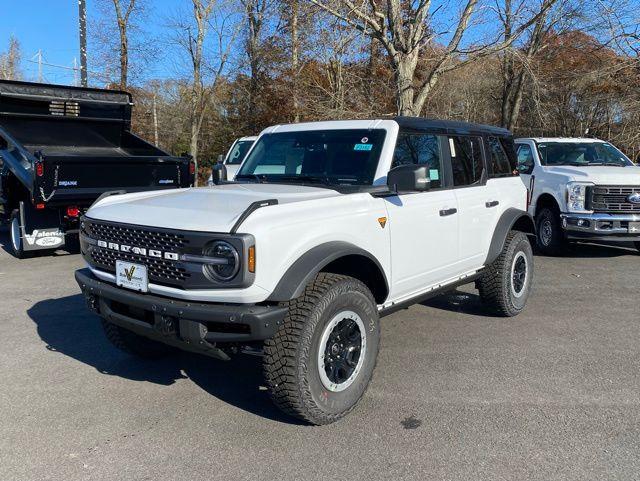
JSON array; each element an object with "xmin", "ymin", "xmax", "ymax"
[
  {"xmin": 566, "ymin": 182, "xmax": 593, "ymax": 212},
  {"xmin": 203, "ymin": 240, "xmax": 240, "ymax": 281}
]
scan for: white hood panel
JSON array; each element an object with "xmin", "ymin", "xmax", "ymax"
[
  {"xmin": 86, "ymin": 184, "xmax": 340, "ymax": 233},
  {"xmin": 545, "ymin": 165, "xmax": 640, "ymax": 185}
]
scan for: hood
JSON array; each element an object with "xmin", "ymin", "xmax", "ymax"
[
  {"xmin": 86, "ymin": 183, "xmax": 341, "ymax": 233},
  {"xmin": 545, "ymin": 165, "xmax": 640, "ymax": 185}
]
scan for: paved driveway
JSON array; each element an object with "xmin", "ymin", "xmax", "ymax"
[{"xmin": 1, "ymin": 230, "xmax": 638, "ymax": 480}]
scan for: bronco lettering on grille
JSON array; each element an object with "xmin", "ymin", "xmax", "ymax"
[{"xmin": 97, "ymin": 240, "xmax": 179, "ymax": 261}]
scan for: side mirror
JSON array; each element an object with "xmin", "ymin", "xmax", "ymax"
[
  {"xmin": 387, "ymin": 164, "xmax": 431, "ymax": 193},
  {"xmin": 210, "ymin": 160, "xmax": 227, "ymax": 185}
]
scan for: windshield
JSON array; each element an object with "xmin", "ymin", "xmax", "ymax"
[
  {"xmin": 237, "ymin": 129, "xmax": 386, "ymax": 185},
  {"xmin": 225, "ymin": 139, "xmax": 255, "ymax": 165},
  {"xmin": 537, "ymin": 142, "xmax": 633, "ymax": 167}
]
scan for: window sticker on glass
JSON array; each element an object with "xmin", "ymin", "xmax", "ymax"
[
  {"xmin": 429, "ymin": 169, "xmax": 440, "ymax": 181},
  {"xmin": 354, "ymin": 143, "xmax": 373, "ymax": 151}
]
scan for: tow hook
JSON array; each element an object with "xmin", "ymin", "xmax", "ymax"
[
  {"xmin": 155, "ymin": 315, "xmax": 177, "ymax": 336},
  {"xmin": 84, "ymin": 293, "xmax": 99, "ymax": 313}
]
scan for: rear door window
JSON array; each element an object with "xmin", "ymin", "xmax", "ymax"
[
  {"xmin": 487, "ymin": 136, "xmax": 515, "ymax": 177},
  {"xmin": 449, "ymin": 136, "xmax": 484, "ymax": 187}
]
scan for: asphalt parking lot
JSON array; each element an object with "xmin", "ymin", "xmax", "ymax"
[{"xmin": 1, "ymin": 228, "xmax": 639, "ymax": 481}]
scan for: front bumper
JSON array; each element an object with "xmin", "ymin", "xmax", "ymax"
[
  {"xmin": 561, "ymin": 213, "xmax": 640, "ymax": 241},
  {"xmin": 75, "ymin": 269, "xmax": 288, "ymax": 356}
]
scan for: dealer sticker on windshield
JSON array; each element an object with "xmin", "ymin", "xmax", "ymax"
[
  {"xmin": 116, "ymin": 260, "xmax": 148, "ymax": 292},
  {"xmin": 354, "ymin": 143, "xmax": 373, "ymax": 151}
]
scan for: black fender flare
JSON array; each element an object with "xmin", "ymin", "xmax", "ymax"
[
  {"xmin": 484, "ymin": 208, "xmax": 535, "ymax": 265},
  {"xmin": 267, "ymin": 241, "xmax": 389, "ymax": 302}
]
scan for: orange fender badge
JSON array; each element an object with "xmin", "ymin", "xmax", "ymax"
[{"xmin": 378, "ymin": 217, "xmax": 387, "ymax": 228}]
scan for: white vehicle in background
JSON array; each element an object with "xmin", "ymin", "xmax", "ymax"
[
  {"xmin": 515, "ymin": 137, "xmax": 640, "ymax": 254},
  {"xmin": 208, "ymin": 136, "xmax": 257, "ymax": 184},
  {"xmin": 76, "ymin": 118, "xmax": 534, "ymax": 424}
]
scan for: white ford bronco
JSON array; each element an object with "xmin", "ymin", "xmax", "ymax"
[
  {"xmin": 515, "ymin": 137, "xmax": 640, "ymax": 254},
  {"xmin": 76, "ymin": 117, "xmax": 535, "ymax": 424}
]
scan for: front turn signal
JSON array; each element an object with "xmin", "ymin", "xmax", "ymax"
[{"xmin": 248, "ymin": 245, "xmax": 256, "ymax": 273}]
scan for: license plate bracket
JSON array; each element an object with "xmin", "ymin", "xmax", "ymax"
[{"xmin": 116, "ymin": 260, "xmax": 149, "ymax": 292}]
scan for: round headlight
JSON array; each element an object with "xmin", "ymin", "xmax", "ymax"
[{"xmin": 203, "ymin": 241, "xmax": 240, "ymax": 281}]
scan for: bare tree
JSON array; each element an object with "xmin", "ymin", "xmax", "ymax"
[
  {"xmin": 499, "ymin": 0, "xmax": 576, "ymax": 130},
  {"xmin": 0, "ymin": 36, "xmax": 22, "ymax": 80},
  {"xmin": 290, "ymin": 0, "xmax": 300, "ymax": 122},
  {"xmin": 240, "ymin": 0, "xmax": 270, "ymax": 130},
  {"xmin": 112, "ymin": 0, "xmax": 138, "ymax": 89},
  {"xmin": 172, "ymin": 0, "xmax": 239, "ymax": 185},
  {"xmin": 308, "ymin": 0, "xmax": 558, "ymax": 116},
  {"xmin": 91, "ymin": 0, "xmax": 154, "ymax": 88}
]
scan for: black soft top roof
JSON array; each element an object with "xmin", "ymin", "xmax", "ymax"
[{"xmin": 394, "ymin": 116, "xmax": 511, "ymax": 137}]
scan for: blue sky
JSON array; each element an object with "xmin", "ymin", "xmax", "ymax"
[
  {"xmin": 3, "ymin": 0, "xmax": 617, "ymax": 88},
  {"xmin": 2, "ymin": 0, "xmax": 82, "ymax": 84},
  {"xmin": 2, "ymin": 0, "xmax": 502, "ymax": 88},
  {"xmin": 1, "ymin": 0, "xmax": 185, "ymax": 86}
]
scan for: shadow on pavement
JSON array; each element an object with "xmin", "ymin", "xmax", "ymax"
[
  {"xmin": 421, "ymin": 290, "xmax": 494, "ymax": 316},
  {"xmin": 0, "ymin": 227, "xmax": 11, "ymax": 256},
  {"xmin": 27, "ymin": 293, "xmax": 301, "ymax": 424}
]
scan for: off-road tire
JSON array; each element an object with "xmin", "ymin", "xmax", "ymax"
[
  {"xmin": 9, "ymin": 209, "xmax": 30, "ymax": 259},
  {"xmin": 263, "ymin": 273, "xmax": 380, "ymax": 425},
  {"xmin": 478, "ymin": 231, "xmax": 533, "ymax": 317},
  {"xmin": 535, "ymin": 207, "xmax": 565, "ymax": 255},
  {"xmin": 101, "ymin": 320, "xmax": 174, "ymax": 358}
]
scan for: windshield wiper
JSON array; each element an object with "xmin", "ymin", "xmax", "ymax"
[
  {"xmin": 276, "ymin": 175, "xmax": 332, "ymax": 185},
  {"xmin": 236, "ymin": 174, "xmax": 267, "ymax": 183},
  {"xmin": 583, "ymin": 162, "xmax": 626, "ymax": 167}
]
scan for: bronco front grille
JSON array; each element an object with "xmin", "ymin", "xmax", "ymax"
[
  {"xmin": 590, "ymin": 185, "xmax": 640, "ymax": 213},
  {"xmin": 84, "ymin": 221, "xmax": 188, "ymax": 251},
  {"xmin": 82, "ymin": 219, "xmax": 191, "ymax": 287},
  {"xmin": 89, "ymin": 248, "xmax": 190, "ymax": 283}
]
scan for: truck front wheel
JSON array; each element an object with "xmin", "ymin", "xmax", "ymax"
[
  {"xmin": 101, "ymin": 320, "xmax": 174, "ymax": 358},
  {"xmin": 535, "ymin": 207, "xmax": 565, "ymax": 255},
  {"xmin": 478, "ymin": 231, "xmax": 534, "ymax": 317},
  {"xmin": 263, "ymin": 273, "xmax": 380, "ymax": 425}
]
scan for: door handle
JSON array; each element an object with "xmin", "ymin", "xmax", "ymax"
[
  {"xmin": 439, "ymin": 208, "xmax": 457, "ymax": 217},
  {"xmin": 485, "ymin": 200, "xmax": 499, "ymax": 208}
]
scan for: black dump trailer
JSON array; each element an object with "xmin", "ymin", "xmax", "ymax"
[{"xmin": 0, "ymin": 80, "xmax": 194, "ymax": 258}]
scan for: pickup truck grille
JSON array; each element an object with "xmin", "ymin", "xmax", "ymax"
[
  {"xmin": 81, "ymin": 219, "xmax": 191, "ymax": 287},
  {"xmin": 590, "ymin": 186, "xmax": 640, "ymax": 213}
]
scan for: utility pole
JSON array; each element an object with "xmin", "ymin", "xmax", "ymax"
[
  {"xmin": 36, "ymin": 50, "xmax": 42, "ymax": 82},
  {"xmin": 30, "ymin": 50, "xmax": 43, "ymax": 82},
  {"xmin": 78, "ymin": 0, "xmax": 88, "ymax": 87},
  {"xmin": 152, "ymin": 94, "xmax": 159, "ymax": 147},
  {"xmin": 73, "ymin": 58, "xmax": 79, "ymax": 86}
]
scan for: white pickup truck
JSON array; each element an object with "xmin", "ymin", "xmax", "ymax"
[
  {"xmin": 75, "ymin": 117, "xmax": 534, "ymax": 424},
  {"xmin": 515, "ymin": 137, "xmax": 640, "ymax": 254},
  {"xmin": 207, "ymin": 135, "xmax": 257, "ymax": 184}
]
